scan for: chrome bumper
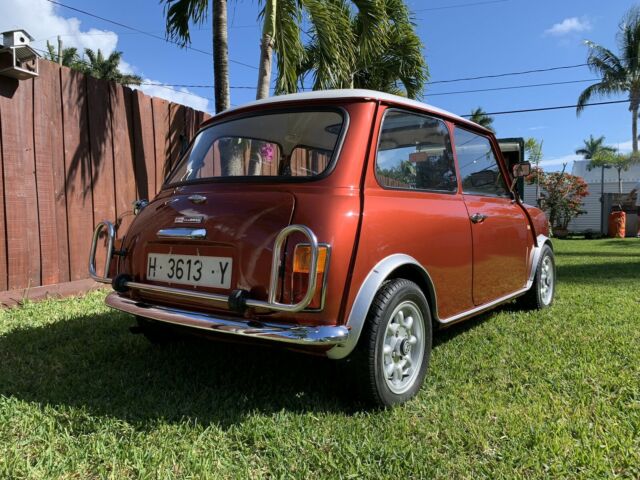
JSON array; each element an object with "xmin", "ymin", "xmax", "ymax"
[
  {"xmin": 89, "ymin": 221, "xmax": 324, "ymax": 314},
  {"xmin": 106, "ymin": 293, "xmax": 350, "ymax": 346}
]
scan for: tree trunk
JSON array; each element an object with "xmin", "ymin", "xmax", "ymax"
[
  {"xmin": 618, "ymin": 168, "xmax": 622, "ymax": 194},
  {"xmin": 256, "ymin": 0, "xmax": 276, "ymax": 100},
  {"xmin": 632, "ymin": 101, "xmax": 639, "ymax": 154},
  {"xmin": 213, "ymin": 0, "xmax": 230, "ymax": 113},
  {"xmin": 600, "ymin": 166, "xmax": 605, "ymax": 233}
]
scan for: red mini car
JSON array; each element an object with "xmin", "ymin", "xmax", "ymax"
[{"xmin": 89, "ymin": 90, "xmax": 555, "ymax": 406}]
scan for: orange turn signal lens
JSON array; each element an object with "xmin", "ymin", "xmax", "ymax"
[{"xmin": 293, "ymin": 244, "xmax": 328, "ymax": 274}]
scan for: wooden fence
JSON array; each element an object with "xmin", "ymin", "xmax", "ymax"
[{"xmin": 0, "ymin": 60, "xmax": 210, "ymax": 299}]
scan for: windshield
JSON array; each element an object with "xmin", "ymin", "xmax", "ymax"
[{"xmin": 166, "ymin": 109, "xmax": 345, "ymax": 184}]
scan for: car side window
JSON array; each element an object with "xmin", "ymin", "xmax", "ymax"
[
  {"xmin": 376, "ymin": 110, "xmax": 457, "ymax": 192},
  {"xmin": 454, "ymin": 127, "xmax": 509, "ymax": 197}
]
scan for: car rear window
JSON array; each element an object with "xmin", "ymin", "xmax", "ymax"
[{"xmin": 166, "ymin": 109, "xmax": 345, "ymax": 185}]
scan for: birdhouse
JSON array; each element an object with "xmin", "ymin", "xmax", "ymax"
[{"xmin": 0, "ymin": 29, "xmax": 39, "ymax": 80}]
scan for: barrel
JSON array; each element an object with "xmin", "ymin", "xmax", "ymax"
[{"xmin": 608, "ymin": 211, "xmax": 626, "ymax": 238}]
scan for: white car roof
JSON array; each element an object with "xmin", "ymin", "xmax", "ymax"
[{"xmin": 222, "ymin": 89, "xmax": 484, "ymax": 131}]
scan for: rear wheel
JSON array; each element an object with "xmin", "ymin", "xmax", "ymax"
[
  {"xmin": 345, "ymin": 279, "xmax": 432, "ymax": 407},
  {"xmin": 518, "ymin": 244, "xmax": 556, "ymax": 310}
]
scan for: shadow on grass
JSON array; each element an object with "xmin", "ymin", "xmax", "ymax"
[
  {"xmin": 556, "ymin": 260, "xmax": 640, "ymax": 283},
  {"xmin": 557, "ymin": 251, "xmax": 640, "ymax": 258},
  {"xmin": 0, "ymin": 312, "xmax": 363, "ymax": 428}
]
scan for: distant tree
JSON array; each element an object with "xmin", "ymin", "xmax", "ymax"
[
  {"xmin": 576, "ymin": 135, "xmax": 616, "ymax": 231},
  {"xmin": 44, "ymin": 40, "xmax": 81, "ymax": 68},
  {"xmin": 576, "ymin": 134, "xmax": 616, "ymax": 160},
  {"xmin": 469, "ymin": 107, "xmax": 494, "ymax": 132},
  {"xmin": 525, "ymin": 167, "xmax": 589, "ymax": 233},
  {"xmin": 81, "ymin": 49, "xmax": 142, "ymax": 86},
  {"xmin": 577, "ymin": 6, "xmax": 640, "ymax": 153},
  {"xmin": 591, "ymin": 150, "xmax": 637, "ymax": 194},
  {"xmin": 524, "ymin": 138, "xmax": 543, "ymax": 203}
]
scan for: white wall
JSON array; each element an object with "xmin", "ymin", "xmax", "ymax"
[{"xmin": 523, "ymin": 160, "xmax": 640, "ymax": 233}]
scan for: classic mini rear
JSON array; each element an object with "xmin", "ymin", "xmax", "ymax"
[{"xmin": 89, "ymin": 90, "xmax": 556, "ymax": 407}]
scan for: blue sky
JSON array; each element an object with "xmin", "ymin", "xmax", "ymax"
[{"xmin": 2, "ymin": 0, "xmax": 635, "ymax": 171}]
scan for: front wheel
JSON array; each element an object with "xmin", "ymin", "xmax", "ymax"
[
  {"xmin": 518, "ymin": 244, "xmax": 556, "ymax": 310},
  {"xmin": 345, "ymin": 279, "xmax": 432, "ymax": 407}
]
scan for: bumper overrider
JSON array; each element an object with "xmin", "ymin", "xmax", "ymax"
[{"xmin": 88, "ymin": 221, "xmax": 350, "ymax": 347}]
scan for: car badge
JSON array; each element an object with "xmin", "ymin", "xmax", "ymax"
[{"xmin": 174, "ymin": 216, "xmax": 204, "ymax": 224}]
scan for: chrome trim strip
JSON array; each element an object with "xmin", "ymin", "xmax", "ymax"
[
  {"xmin": 88, "ymin": 221, "xmax": 116, "ymax": 284},
  {"xmin": 106, "ymin": 293, "xmax": 349, "ymax": 346},
  {"xmin": 437, "ymin": 287, "xmax": 529, "ymax": 325},
  {"xmin": 327, "ymin": 254, "xmax": 435, "ymax": 360},
  {"xmin": 157, "ymin": 228, "xmax": 207, "ymax": 239}
]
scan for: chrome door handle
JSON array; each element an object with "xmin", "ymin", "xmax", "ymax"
[
  {"xmin": 470, "ymin": 213, "xmax": 488, "ymax": 224},
  {"xmin": 188, "ymin": 194, "xmax": 207, "ymax": 204}
]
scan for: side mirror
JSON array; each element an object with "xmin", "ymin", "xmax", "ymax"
[{"xmin": 512, "ymin": 161, "xmax": 531, "ymax": 178}]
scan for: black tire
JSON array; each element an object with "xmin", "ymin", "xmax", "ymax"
[
  {"xmin": 135, "ymin": 316, "xmax": 180, "ymax": 345},
  {"xmin": 517, "ymin": 244, "xmax": 556, "ymax": 310},
  {"xmin": 345, "ymin": 279, "xmax": 432, "ymax": 407}
]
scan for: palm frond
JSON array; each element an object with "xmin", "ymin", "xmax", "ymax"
[
  {"xmin": 303, "ymin": 0, "xmax": 356, "ymax": 90},
  {"xmin": 577, "ymin": 81, "xmax": 626, "ymax": 115},
  {"xmin": 273, "ymin": 0, "xmax": 305, "ymax": 94},
  {"xmin": 162, "ymin": 0, "xmax": 209, "ymax": 46}
]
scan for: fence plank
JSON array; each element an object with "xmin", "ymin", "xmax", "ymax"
[
  {"xmin": 111, "ymin": 85, "xmax": 136, "ymax": 235},
  {"xmin": 132, "ymin": 90, "xmax": 155, "ymax": 199},
  {"xmin": 0, "ymin": 78, "xmax": 41, "ymax": 289},
  {"xmin": 87, "ymin": 76, "xmax": 116, "ymax": 275},
  {"xmin": 61, "ymin": 67, "xmax": 94, "ymax": 281},
  {"xmin": 0, "ymin": 82, "xmax": 8, "ymax": 290},
  {"xmin": 33, "ymin": 60, "xmax": 70, "ymax": 285},
  {"xmin": 169, "ymin": 102, "xmax": 186, "ymax": 173},
  {"xmin": 152, "ymin": 97, "xmax": 170, "ymax": 187}
]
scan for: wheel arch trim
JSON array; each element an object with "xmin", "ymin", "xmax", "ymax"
[{"xmin": 327, "ymin": 254, "xmax": 437, "ymax": 360}]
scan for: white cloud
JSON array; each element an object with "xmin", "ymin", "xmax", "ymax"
[
  {"xmin": 134, "ymin": 81, "xmax": 211, "ymax": 113},
  {"xmin": 0, "ymin": 0, "xmax": 118, "ymax": 54},
  {"xmin": 528, "ymin": 126, "xmax": 548, "ymax": 131},
  {"xmin": 0, "ymin": 0, "xmax": 211, "ymax": 112},
  {"xmin": 615, "ymin": 139, "xmax": 633, "ymax": 153},
  {"xmin": 544, "ymin": 17, "xmax": 591, "ymax": 37}
]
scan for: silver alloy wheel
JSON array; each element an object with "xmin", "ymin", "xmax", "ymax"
[
  {"xmin": 540, "ymin": 255, "xmax": 554, "ymax": 305},
  {"xmin": 381, "ymin": 300, "xmax": 425, "ymax": 395}
]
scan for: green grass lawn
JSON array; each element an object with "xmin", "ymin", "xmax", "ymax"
[{"xmin": 1, "ymin": 239, "xmax": 639, "ymax": 479}]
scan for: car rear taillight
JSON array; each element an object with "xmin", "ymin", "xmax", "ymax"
[{"xmin": 292, "ymin": 244, "xmax": 330, "ymax": 310}]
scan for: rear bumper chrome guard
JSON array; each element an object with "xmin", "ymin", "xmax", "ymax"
[
  {"xmin": 106, "ymin": 293, "xmax": 350, "ymax": 346},
  {"xmin": 89, "ymin": 221, "xmax": 325, "ymax": 313}
]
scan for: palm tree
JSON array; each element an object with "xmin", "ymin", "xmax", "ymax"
[
  {"xmin": 575, "ymin": 134, "xmax": 615, "ymax": 160},
  {"xmin": 44, "ymin": 40, "xmax": 81, "ymax": 68},
  {"xmin": 80, "ymin": 49, "xmax": 142, "ymax": 86},
  {"xmin": 576, "ymin": 134, "xmax": 616, "ymax": 232},
  {"xmin": 577, "ymin": 6, "xmax": 640, "ymax": 153},
  {"xmin": 163, "ymin": 0, "xmax": 230, "ymax": 113},
  {"xmin": 469, "ymin": 107, "xmax": 495, "ymax": 132},
  {"xmin": 279, "ymin": 0, "xmax": 427, "ymax": 99}
]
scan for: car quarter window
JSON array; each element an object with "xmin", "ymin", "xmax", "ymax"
[
  {"xmin": 454, "ymin": 127, "xmax": 509, "ymax": 197},
  {"xmin": 375, "ymin": 110, "xmax": 457, "ymax": 192}
]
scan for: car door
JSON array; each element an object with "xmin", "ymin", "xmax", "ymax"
[{"xmin": 453, "ymin": 126, "xmax": 532, "ymax": 306}]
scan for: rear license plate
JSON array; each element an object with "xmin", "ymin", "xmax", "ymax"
[{"xmin": 146, "ymin": 253, "xmax": 232, "ymax": 289}]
